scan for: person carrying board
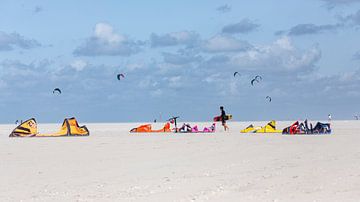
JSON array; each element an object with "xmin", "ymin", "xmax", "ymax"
[{"xmin": 220, "ymin": 106, "xmax": 229, "ymax": 131}]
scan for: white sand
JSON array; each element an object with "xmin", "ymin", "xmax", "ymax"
[{"xmin": 0, "ymin": 121, "xmax": 360, "ymax": 201}]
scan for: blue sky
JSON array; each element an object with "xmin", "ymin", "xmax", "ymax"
[{"xmin": 1, "ymin": 0, "xmax": 360, "ymax": 123}]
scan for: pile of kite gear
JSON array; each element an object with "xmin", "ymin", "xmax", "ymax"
[
  {"xmin": 168, "ymin": 116, "xmax": 180, "ymax": 132},
  {"xmin": 178, "ymin": 123, "xmax": 216, "ymax": 133},
  {"xmin": 130, "ymin": 116, "xmax": 215, "ymax": 133},
  {"xmin": 130, "ymin": 123, "xmax": 171, "ymax": 133},
  {"xmin": 282, "ymin": 120, "xmax": 331, "ymax": 135},
  {"xmin": 9, "ymin": 117, "xmax": 89, "ymax": 137},
  {"xmin": 240, "ymin": 120, "xmax": 282, "ymax": 133}
]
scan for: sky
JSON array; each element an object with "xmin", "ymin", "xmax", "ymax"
[{"xmin": 1, "ymin": 0, "xmax": 360, "ymax": 123}]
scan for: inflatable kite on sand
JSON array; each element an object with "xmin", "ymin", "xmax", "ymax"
[
  {"xmin": 9, "ymin": 118, "xmax": 38, "ymax": 137},
  {"xmin": 178, "ymin": 123, "xmax": 216, "ymax": 133},
  {"xmin": 282, "ymin": 120, "xmax": 331, "ymax": 135},
  {"xmin": 130, "ymin": 123, "xmax": 171, "ymax": 133},
  {"xmin": 9, "ymin": 117, "xmax": 89, "ymax": 137},
  {"xmin": 240, "ymin": 120, "xmax": 282, "ymax": 133},
  {"xmin": 240, "ymin": 124, "xmax": 261, "ymax": 133}
]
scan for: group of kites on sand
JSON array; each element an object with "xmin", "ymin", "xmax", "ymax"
[
  {"xmin": 9, "ymin": 105, "xmax": 331, "ymax": 138},
  {"xmin": 9, "ymin": 72, "xmax": 332, "ymax": 137},
  {"xmin": 128, "ymin": 106, "xmax": 331, "ymax": 135}
]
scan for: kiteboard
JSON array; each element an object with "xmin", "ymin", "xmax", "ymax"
[{"xmin": 213, "ymin": 114, "xmax": 232, "ymax": 122}]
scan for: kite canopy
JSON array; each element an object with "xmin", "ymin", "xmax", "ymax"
[
  {"xmin": 36, "ymin": 117, "xmax": 89, "ymax": 137},
  {"xmin": 240, "ymin": 121, "xmax": 281, "ymax": 133},
  {"xmin": 282, "ymin": 120, "xmax": 331, "ymax": 135},
  {"xmin": 240, "ymin": 124, "xmax": 261, "ymax": 133},
  {"xmin": 9, "ymin": 118, "xmax": 37, "ymax": 137},
  {"xmin": 250, "ymin": 78, "xmax": 256, "ymax": 86},
  {"xmin": 251, "ymin": 75, "xmax": 262, "ymax": 86},
  {"xmin": 130, "ymin": 123, "xmax": 171, "ymax": 133},
  {"xmin": 255, "ymin": 75, "xmax": 262, "ymax": 81},
  {"xmin": 9, "ymin": 117, "xmax": 89, "ymax": 137},
  {"xmin": 53, "ymin": 88, "xmax": 61, "ymax": 94},
  {"xmin": 178, "ymin": 123, "xmax": 216, "ymax": 133},
  {"xmin": 117, "ymin": 73, "xmax": 125, "ymax": 80},
  {"xmin": 266, "ymin": 96, "xmax": 272, "ymax": 102},
  {"xmin": 253, "ymin": 120, "xmax": 282, "ymax": 133}
]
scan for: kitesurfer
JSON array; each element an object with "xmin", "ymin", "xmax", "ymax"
[{"xmin": 220, "ymin": 106, "xmax": 229, "ymax": 131}]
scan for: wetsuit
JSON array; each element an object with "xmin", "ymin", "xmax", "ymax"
[{"xmin": 221, "ymin": 109, "xmax": 226, "ymax": 124}]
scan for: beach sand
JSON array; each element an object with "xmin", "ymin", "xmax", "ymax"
[{"xmin": 1, "ymin": 120, "xmax": 359, "ymax": 201}]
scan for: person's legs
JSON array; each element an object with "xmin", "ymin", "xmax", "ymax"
[{"xmin": 222, "ymin": 121, "xmax": 229, "ymax": 131}]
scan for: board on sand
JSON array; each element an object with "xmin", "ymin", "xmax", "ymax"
[{"xmin": 213, "ymin": 114, "xmax": 232, "ymax": 122}]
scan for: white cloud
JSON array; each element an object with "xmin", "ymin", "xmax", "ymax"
[
  {"xmin": 274, "ymin": 36, "xmax": 294, "ymax": 50},
  {"xmin": 70, "ymin": 59, "xmax": 87, "ymax": 71},
  {"xmin": 229, "ymin": 80, "xmax": 239, "ymax": 95},
  {"xmin": 202, "ymin": 35, "xmax": 252, "ymax": 53},
  {"xmin": 74, "ymin": 23, "xmax": 142, "ymax": 56},
  {"xmin": 150, "ymin": 31, "xmax": 199, "ymax": 47},
  {"xmin": 283, "ymin": 23, "xmax": 342, "ymax": 36},
  {"xmin": 167, "ymin": 76, "xmax": 182, "ymax": 88},
  {"xmin": 222, "ymin": 19, "xmax": 260, "ymax": 34},
  {"xmin": 321, "ymin": 0, "xmax": 360, "ymax": 8},
  {"xmin": 150, "ymin": 89, "xmax": 163, "ymax": 97},
  {"xmin": 162, "ymin": 51, "xmax": 202, "ymax": 65},
  {"xmin": 94, "ymin": 23, "xmax": 125, "ymax": 44},
  {"xmin": 229, "ymin": 37, "xmax": 321, "ymax": 72},
  {"xmin": 0, "ymin": 31, "xmax": 41, "ymax": 51},
  {"xmin": 126, "ymin": 62, "xmax": 146, "ymax": 71},
  {"xmin": 217, "ymin": 4, "xmax": 231, "ymax": 13},
  {"xmin": 138, "ymin": 78, "xmax": 158, "ymax": 89},
  {"xmin": 342, "ymin": 9, "xmax": 360, "ymax": 26},
  {"xmin": 203, "ymin": 73, "xmax": 222, "ymax": 83}
]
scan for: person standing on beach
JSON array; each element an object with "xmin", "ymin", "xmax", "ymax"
[
  {"xmin": 328, "ymin": 114, "xmax": 332, "ymax": 122},
  {"xmin": 220, "ymin": 106, "xmax": 229, "ymax": 131}
]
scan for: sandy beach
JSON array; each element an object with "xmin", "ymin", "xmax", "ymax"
[
  {"xmin": 0, "ymin": 120, "xmax": 359, "ymax": 201},
  {"xmin": 2, "ymin": 0, "xmax": 360, "ymax": 201}
]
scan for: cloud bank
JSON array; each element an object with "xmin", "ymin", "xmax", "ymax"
[
  {"xmin": 222, "ymin": 19, "xmax": 260, "ymax": 34},
  {"xmin": 0, "ymin": 31, "xmax": 41, "ymax": 51},
  {"xmin": 74, "ymin": 23, "xmax": 142, "ymax": 56}
]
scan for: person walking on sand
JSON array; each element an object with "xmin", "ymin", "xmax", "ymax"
[{"xmin": 220, "ymin": 106, "xmax": 229, "ymax": 131}]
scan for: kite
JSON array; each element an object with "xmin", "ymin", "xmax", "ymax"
[
  {"xmin": 266, "ymin": 96, "xmax": 272, "ymax": 102},
  {"xmin": 117, "ymin": 73, "xmax": 125, "ymax": 80},
  {"xmin": 53, "ymin": 88, "xmax": 61, "ymax": 94}
]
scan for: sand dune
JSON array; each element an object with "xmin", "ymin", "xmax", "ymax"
[{"xmin": 1, "ymin": 121, "xmax": 360, "ymax": 201}]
